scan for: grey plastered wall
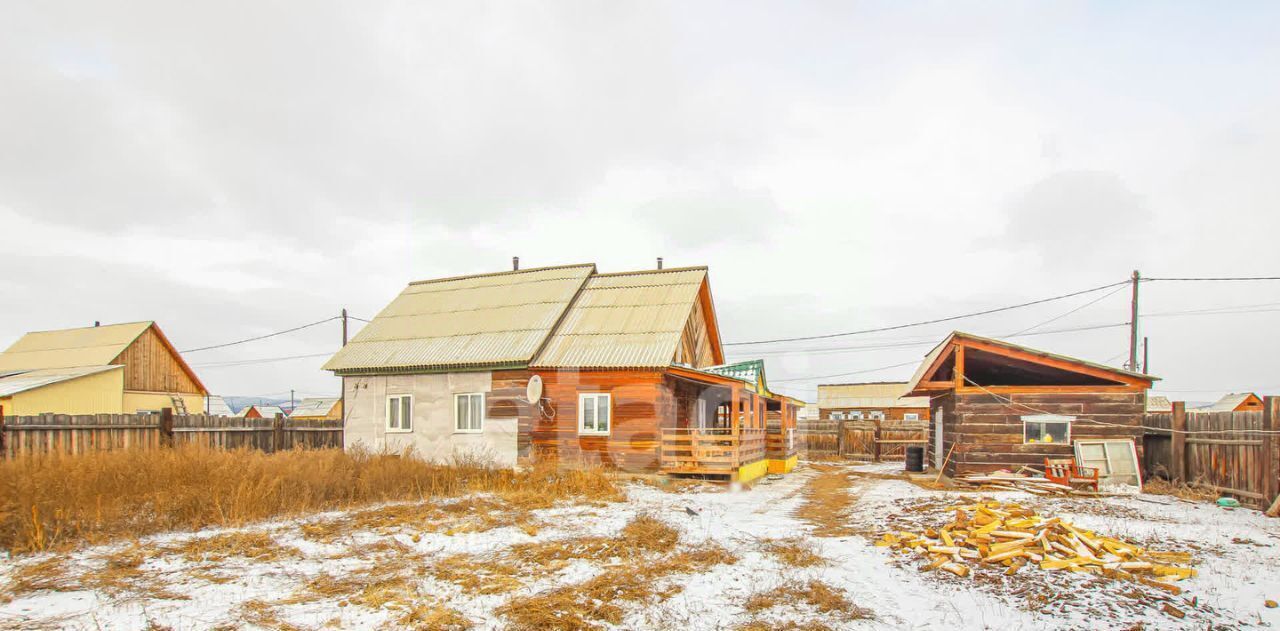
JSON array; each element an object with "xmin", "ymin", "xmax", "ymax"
[{"xmin": 342, "ymin": 371, "xmax": 518, "ymax": 466}]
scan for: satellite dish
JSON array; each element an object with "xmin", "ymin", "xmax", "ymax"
[{"xmin": 526, "ymin": 375, "xmax": 543, "ymax": 402}]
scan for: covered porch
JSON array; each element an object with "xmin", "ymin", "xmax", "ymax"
[{"xmin": 659, "ymin": 366, "xmax": 768, "ymax": 482}]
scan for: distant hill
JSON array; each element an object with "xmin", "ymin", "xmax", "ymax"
[{"xmin": 222, "ymin": 396, "xmax": 293, "ymax": 415}]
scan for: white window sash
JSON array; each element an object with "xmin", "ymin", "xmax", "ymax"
[
  {"xmin": 387, "ymin": 395, "xmax": 413, "ymax": 433},
  {"xmin": 455, "ymin": 393, "xmax": 485, "ymax": 433},
  {"xmin": 579, "ymin": 393, "xmax": 611, "ymax": 435},
  {"xmin": 1021, "ymin": 414, "xmax": 1072, "ymax": 445}
]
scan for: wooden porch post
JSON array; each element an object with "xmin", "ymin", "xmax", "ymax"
[
  {"xmin": 730, "ymin": 386, "xmax": 741, "ymax": 435},
  {"xmin": 954, "ymin": 345, "xmax": 966, "ymax": 389}
]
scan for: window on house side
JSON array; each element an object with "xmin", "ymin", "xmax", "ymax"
[
  {"xmin": 455, "ymin": 393, "xmax": 485, "ymax": 433},
  {"xmin": 579, "ymin": 393, "xmax": 611, "ymax": 435},
  {"xmin": 1022, "ymin": 415, "xmax": 1072, "ymax": 445},
  {"xmin": 903, "ymin": 413, "xmax": 920, "ymax": 421},
  {"xmin": 387, "ymin": 395, "xmax": 413, "ymax": 432}
]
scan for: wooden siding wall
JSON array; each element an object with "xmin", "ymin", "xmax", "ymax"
[
  {"xmin": 521, "ymin": 369, "xmax": 668, "ymax": 473},
  {"xmin": 489, "ymin": 370, "xmax": 535, "ymax": 458},
  {"xmin": 111, "ymin": 326, "xmax": 203, "ymax": 394},
  {"xmin": 1, "ymin": 413, "xmax": 342, "ymax": 458},
  {"xmin": 1143, "ymin": 400, "xmax": 1278, "ymax": 507},
  {"xmin": 937, "ymin": 389, "xmax": 1145, "ymax": 477},
  {"xmin": 674, "ymin": 291, "xmax": 717, "ymax": 369}
]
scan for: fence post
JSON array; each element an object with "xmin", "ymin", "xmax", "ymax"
[
  {"xmin": 1262, "ymin": 396, "xmax": 1277, "ymax": 507},
  {"xmin": 1171, "ymin": 401, "xmax": 1186, "ymax": 484},
  {"xmin": 160, "ymin": 407, "xmax": 174, "ymax": 447},
  {"xmin": 0, "ymin": 404, "xmax": 6, "ymax": 457},
  {"xmin": 873, "ymin": 420, "xmax": 882, "ymax": 463},
  {"xmin": 273, "ymin": 413, "xmax": 285, "ymax": 452}
]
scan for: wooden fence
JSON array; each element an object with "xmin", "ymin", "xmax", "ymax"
[
  {"xmin": 795, "ymin": 418, "xmax": 927, "ymax": 462},
  {"xmin": 0, "ymin": 408, "xmax": 343, "ymax": 458},
  {"xmin": 1142, "ymin": 398, "xmax": 1278, "ymax": 508}
]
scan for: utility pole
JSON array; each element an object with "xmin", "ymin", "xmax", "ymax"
[
  {"xmin": 1127, "ymin": 270, "xmax": 1140, "ymax": 371},
  {"xmin": 290, "ymin": 389, "xmax": 295, "ymax": 413},
  {"xmin": 1142, "ymin": 336, "xmax": 1149, "ymax": 374},
  {"xmin": 341, "ymin": 308, "xmax": 348, "ymax": 346}
]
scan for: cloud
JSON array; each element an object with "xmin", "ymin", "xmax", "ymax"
[{"xmin": 633, "ymin": 186, "xmax": 783, "ymax": 249}]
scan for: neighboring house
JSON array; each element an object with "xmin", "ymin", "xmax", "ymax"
[
  {"xmin": 1191, "ymin": 393, "xmax": 1264, "ymax": 413},
  {"xmin": 817, "ymin": 381, "xmax": 930, "ymax": 421},
  {"xmin": 0, "ymin": 321, "xmax": 207, "ymax": 416},
  {"xmin": 205, "ymin": 395, "xmax": 235, "ymax": 416},
  {"xmin": 906, "ymin": 331, "xmax": 1156, "ymax": 478},
  {"xmin": 704, "ymin": 359, "xmax": 801, "ymax": 474},
  {"xmin": 238, "ymin": 404, "xmax": 285, "ymax": 419},
  {"xmin": 1146, "ymin": 395, "xmax": 1173, "ymax": 413},
  {"xmin": 797, "ymin": 403, "xmax": 820, "ymax": 421},
  {"xmin": 324, "ymin": 263, "xmax": 784, "ymax": 482},
  {"xmin": 289, "ymin": 397, "xmax": 343, "ymax": 420}
]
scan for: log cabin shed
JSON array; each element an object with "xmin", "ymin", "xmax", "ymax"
[
  {"xmin": 325, "ymin": 263, "xmax": 788, "ymax": 482},
  {"xmin": 905, "ymin": 331, "xmax": 1157, "ymax": 478}
]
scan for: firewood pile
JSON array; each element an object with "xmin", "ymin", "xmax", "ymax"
[{"xmin": 876, "ymin": 500, "xmax": 1196, "ymax": 595}]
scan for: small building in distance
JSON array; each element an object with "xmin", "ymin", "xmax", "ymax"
[
  {"xmin": 205, "ymin": 395, "xmax": 235, "ymax": 416},
  {"xmin": 1146, "ymin": 395, "xmax": 1173, "ymax": 413},
  {"xmin": 238, "ymin": 404, "xmax": 286, "ymax": 419},
  {"xmin": 906, "ymin": 331, "xmax": 1156, "ymax": 478},
  {"xmin": 1191, "ymin": 393, "xmax": 1264, "ymax": 414},
  {"xmin": 289, "ymin": 397, "xmax": 342, "ymax": 421},
  {"xmin": 817, "ymin": 381, "xmax": 930, "ymax": 421},
  {"xmin": 0, "ymin": 321, "xmax": 207, "ymax": 415}
]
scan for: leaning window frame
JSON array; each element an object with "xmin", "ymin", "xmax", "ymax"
[
  {"xmin": 454, "ymin": 392, "xmax": 486, "ymax": 434},
  {"xmin": 578, "ymin": 392, "xmax": 612, "ymax": 436},
  {"xmin": 1021, "ymin": 414, "xmax": 1073, "ymax": 445},
  {"xmin": 386, "ymin": 394, "xmax": 414, "ymax": 433}
]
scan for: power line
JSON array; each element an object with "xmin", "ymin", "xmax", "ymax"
[
  {"xmin": 181, "ymin": 317, "xmax": 340, "ymax": 353},
  {"xmin": 771, "ymin": 360, "xmax": 923, "ymax": 384},
  {"xmin": 1011, "ymin": 284, "xmax": 1128, "ymax": 336},
  {"xmin": 728, "ymin": 322, "xmax": 1128, "ymax": 359},
  {"xmin": 1146, "ymin": 276, "xmax": 1280, "ymax": 282},
  {"xmin": 724, "ymin": 280, "xmax": 1130, "ymax": 346},
  {"xmin": 192, "ymin": 352, "xmax": 333, "ymax": 369}
]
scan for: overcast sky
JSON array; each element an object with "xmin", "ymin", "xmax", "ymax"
[{"xmin": 2, "ymin": 1, "xmax": 1278, "ymax": 404}]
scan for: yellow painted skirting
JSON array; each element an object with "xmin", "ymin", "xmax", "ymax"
[
  {"xmin": 737, "ymin": 459, "xmax": 769, "ymax": 483},
  {"xmin": 767, "ymin": 455, "xmax": 798, "ymax": 474}
]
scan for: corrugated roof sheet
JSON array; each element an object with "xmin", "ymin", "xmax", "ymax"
[
  {"xmin": 0, "ymin": 322, "xmax": 152, "ymax": 372},
  {"xmin": 205, "ymin": 395, "xmax": 234, "ymax": 416},
  {"xmin": 238, "ymin": 404, "xmax": 285, "ymax": 418},
  {"xmin": 323, "ymin": 264, "xmax": 596, "ymax": 373},
  {"xmin": 0, "ymin": 365, "xmax": 123, "ymax": 397},
  {"xmin": 704, "ymin": 359, "xmax": 774, "ymax": 397},
  {"xmin": 1191, "ymin": 393, "xmax": 1256, "ymax": 413},
  {"xmin": 1146, "ymin": 395, "xmax": 1172, "ymax": 413},
  {"xmin": 531, "ymin": 268, "xmax": 707, "ymax": 368},
  {"xmin": 290, "ymin": 397, "xmax": 340, "ymax": 417},
  {"xmin": 817, "ymin": 382, "xmax": 928, "ymax": 409}
]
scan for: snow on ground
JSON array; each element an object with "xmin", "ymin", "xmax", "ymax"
[{"xmin": 2, "ymin": 462, "xmax": 1279, "ymax": 630}]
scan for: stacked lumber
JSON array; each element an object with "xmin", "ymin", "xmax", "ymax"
[
  {"xmin": 876, "ymin": 501, "xmax": 1196, "ymax": 594},
  {"xmin": 953, "ymin": 469, "xmax": 1078, "ymax": 495}
]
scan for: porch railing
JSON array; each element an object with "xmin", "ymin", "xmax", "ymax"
[
  {"xmin": 766, "ymin": 427, "xmax": 797, "ymax": 459},
  {"xmin": 660, "ymin": 428, "xmax": 767, "ymax": 475}
]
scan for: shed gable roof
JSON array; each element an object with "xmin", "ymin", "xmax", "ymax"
[
  {"xmin": 290, "ymin": 397, "xmax": 340, "ymax": 417},
  {"xmin": 0, "ymin": 321, "xmax": 206, "ymax": 394},
  {"xmin": 906, "ymin": 331, "xmax": 1157, "ymax": 395}
]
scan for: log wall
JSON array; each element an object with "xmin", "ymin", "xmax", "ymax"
[{"xmin": 936, "ymin": 389, "xmax": 1146, "ymax": 477}]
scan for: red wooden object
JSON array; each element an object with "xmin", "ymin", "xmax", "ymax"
[{"xmin": 1044, "ymin": 457, "xmax": 1100, "ymax": 491}]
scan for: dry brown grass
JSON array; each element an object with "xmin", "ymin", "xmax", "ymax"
[
  {"xmin": 0, "ymin": 445, "xmax": 621, "ymax": 554},
  {"xmin": 742, "ymin": 580, "xmax": 872, "ymax": 618},
  {"xmin": 167, "ymin": 531, "xmax": 300, "ymax": 563},
  {"xmin": 737, "ymin": 621, "xmax": 834, "ymax": 631},
  {"xmin": 497, "ymin": 515, "xmax": 737, "ymax": 630},
  {"xmin": 7, "ymin": 545, "xmax": 187, "ymax": 602},
  {"xmin": 393, "ymin": 603, "xmax": 472, "ymax": 630},
  {"xmin": 761, "ymin": 537, "xmax": 828, "ymax": 568},
  {"xmin": 1143, "ymin": 478, "xmax": 1219, "ymax": 502},
  {"xmin": 429, "ymin": 553, "xmax": 526, "ymax": 595},
  {"xmin": 794, "ymin": 466, "xmax": 858, "ymax": 537}
]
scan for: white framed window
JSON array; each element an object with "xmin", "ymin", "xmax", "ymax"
[
  {"xmin": 1022, "ymin": 414, "xmax": 1072, "ymax": 445},
  {"xmin": 579, "ymin": 393, "xmax": 611, "ymax": 435},
  {"xmin": 455, "ymin": 392, "xmax": 485, "ymax": 433},
  {"xmin": 386, "ymin": 394, "xmax": 413, "ymax": 433},
  {"xmin": 850, "ymin": 411, "xmax": 865, "ymax": 420},
  {"xmin": 903, "ymin": 413, "xmax": 920, "ymax": 421},
  {"xmin": 869, "ymin": 410, "xmax": 885, "ymax": 420},
  {"xmin": 830, "ymin": 412, "xmax": 843, "ymax": 420}
]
